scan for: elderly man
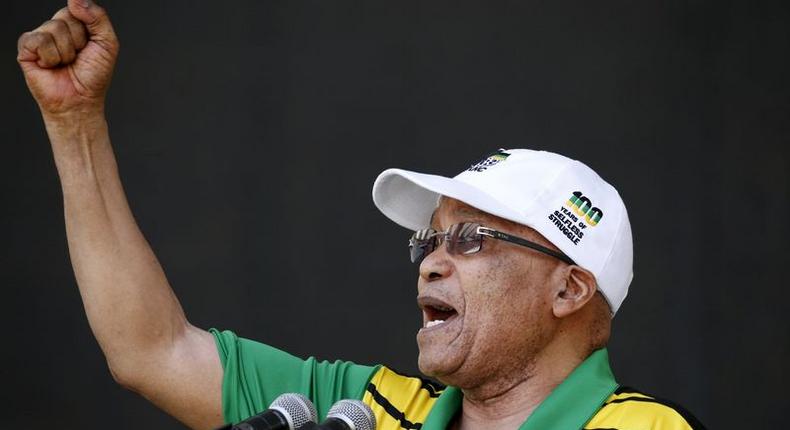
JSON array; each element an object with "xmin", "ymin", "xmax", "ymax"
[{"xmin": 18, "ymin": 1, "xmax": 704, "ymax": 429}]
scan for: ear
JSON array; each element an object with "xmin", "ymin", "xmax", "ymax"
[{"xmin": 553, "ymin": 266, "xmax": 598, "ymax": 318}]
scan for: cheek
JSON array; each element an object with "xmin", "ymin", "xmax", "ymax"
[{"xmin": 465, "ymin": 255, "xmax": 553, "ymax": 333}]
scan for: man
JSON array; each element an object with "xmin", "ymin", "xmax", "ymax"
[{"xmin": 17, "ymin": 1, "xmax": 704, "ymax": 429}]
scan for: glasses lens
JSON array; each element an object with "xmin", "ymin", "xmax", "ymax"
[
  {"xmin": 409, "ymin": 229, "xmax": 437, "ymax": 263},
  {"xmin": 446, "ymin": 223, "xmax": 482, "ymax": 255}
]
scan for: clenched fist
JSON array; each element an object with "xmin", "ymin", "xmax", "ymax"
[{"xmin": 17, "ymin": 0, "xmax": 119, "ymax": 117}]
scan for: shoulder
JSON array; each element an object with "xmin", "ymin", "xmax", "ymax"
[
  {"xmin": 585, "ymin": 386, "xmax": 707, "ymax": 430},
  {"xmin": 362, "ymin": 366, "xmax": 445, "ymax": 430}
]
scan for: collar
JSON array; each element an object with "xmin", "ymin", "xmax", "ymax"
[{"xmin": 420, "ymin": 348, "xmax": 618, "ymax": 430}]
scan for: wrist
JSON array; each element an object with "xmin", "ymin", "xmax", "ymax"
[
  {"xmin": 42, "ymin": 107, "xmax": 108, "ymax": 145},
  {"xmin": 42, "ymin": 108, "xmax": 112, "ymax": 174},
  {"xmin": 41, "ymin": 104, "xmax": 106, "ymax": 127}
]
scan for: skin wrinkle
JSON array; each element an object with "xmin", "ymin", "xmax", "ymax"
[{"xmin": 417, "ymin": 197, "xmax": 606, "ymax": 429}]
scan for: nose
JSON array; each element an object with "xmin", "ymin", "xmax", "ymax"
[{"xmin": 418, "ymin": 242, "xmax": 453, "ymax": 282}]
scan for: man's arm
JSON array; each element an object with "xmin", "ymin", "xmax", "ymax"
[{"xmin": 17, "ymin": 2, "xmax": 223, "ymax": 428}]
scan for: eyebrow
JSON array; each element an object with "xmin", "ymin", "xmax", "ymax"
[
  {"xmin": 429, "ymin": 205, "xmax": 492, "ymax": 229},
  {"xmin": 456, "ymin": 206, "xmax": 489, "ymax": 218}
]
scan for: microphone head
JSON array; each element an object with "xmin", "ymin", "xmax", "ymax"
[
  {"xmin": 269, "ymin": 393, "xmax": 318, "ymax": 429},
  {"xmin": 326, "ymin": 399, "xmax": 376, "ymax": 430}
]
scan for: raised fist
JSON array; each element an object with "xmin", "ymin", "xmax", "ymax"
[{"xmin": 17, "ymin": 0, "xmax": 119, "ymax": 116}]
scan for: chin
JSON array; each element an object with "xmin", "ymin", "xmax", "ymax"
[
  {"xmin": 417, "ymin": 352, "xmax": 438, "ymax": 377},
  {"xmin": 417, "ymin": 347, "xmax": 460, "ymax": 382}
]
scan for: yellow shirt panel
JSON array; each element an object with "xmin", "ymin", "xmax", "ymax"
[
  {"xmin": 585, "ymin": 391, "xmax": 695, "ymax": 430},
  {"xmin": 361, "ymin": 368, "xmax": 700, "ymax": 430},
  {"xmin": 362, "ymin": 366, "xmax": 443, "ymax": 430}
]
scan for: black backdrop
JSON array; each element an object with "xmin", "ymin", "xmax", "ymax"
[{"xmin": 2, "ymin": 1, "xmax": 788, "ymax": 428}]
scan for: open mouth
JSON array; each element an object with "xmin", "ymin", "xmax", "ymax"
[{"xmin": 419, "ymin": 297, "xmax": 459, "ymax": 330}]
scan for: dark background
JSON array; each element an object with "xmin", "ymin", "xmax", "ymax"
[{"xmin": 2, "ymin": 0, "xmax": 788, "ymax": 428}]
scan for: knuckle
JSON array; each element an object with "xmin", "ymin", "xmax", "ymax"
[
  {"xmin": 17, "ymin": 31, "xmax": 30, "ymax": 46},
  {"xmin": 16, "ymin": 35, "xmax": 28, "ymax": 54},
  {"xmin": 34, "ymin": 33, "xmax": 58, "ymax": 59},
  {"xmin": 36, "ymin": 31, "xmax": 55, "ymax": 46},
  {"xmin": 47, "ymin": 19, "xmax": 68, "ymax": 31},
  {"xmin": 70, "ymin": 25, "xmax": 89, "ymax": 48},
  {"xmin": 20, "ymin": 31, "xmax": 46, "ymax": 48},
  {"xmin": 53, "ymin": 8, "xmax": 81, "ymax": 28},
  {"xmin": 90, "ymin": 4, "xmax": 109, "ymax": 23},
  {"xmin": 51, "ymin": 7, "xmax": 69, "ymax": 19},
  {"xmin": 43, "ymin": 19, "xmax": 70, "ymax": 36},
  {"xmin": 62, "ymin": 43, "xmax": 76, "ymax": 58},
  {"xmin": 51, "ymin": 9, "xmax": 88, "ymax": 45}
]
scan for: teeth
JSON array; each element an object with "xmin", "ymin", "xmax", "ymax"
[{"xmin": 426, "ymin": 320, "xmax": 445, "ymax": 328}]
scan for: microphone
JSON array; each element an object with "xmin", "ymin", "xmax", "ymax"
[
  {"xmin": 299, "ymin": 399, "xmax": 376, "ymax": 430},
  {"xmin": 215, "ymin": 393, "xmax": 318, "ymax": 430}
]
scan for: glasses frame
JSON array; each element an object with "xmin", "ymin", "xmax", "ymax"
[{"xmin": 409, "ymin": 222, "xmax": 576, "ymax": 266}]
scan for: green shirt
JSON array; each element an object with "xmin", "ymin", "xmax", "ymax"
[{"xmin": 211, "ymin": 329, "xmax": 702, "ymax": 429}]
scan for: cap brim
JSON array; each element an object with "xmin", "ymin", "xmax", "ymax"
[{"xmin": 372, "ymin": 168, "xmax": 524, "ymax": 231}]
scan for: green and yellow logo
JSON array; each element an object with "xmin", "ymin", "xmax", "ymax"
[
  {"xmin": 566, "ymin": 191, "xmax": 603, "ymax": 226},
  {"xmin": 466, "ymin": 149, "xmax": 511, "ymax": 172}
]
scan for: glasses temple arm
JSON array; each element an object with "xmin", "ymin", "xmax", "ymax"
[{"xmin": 478, "ymin": 227, "xmax": 577, "ymax": 266}]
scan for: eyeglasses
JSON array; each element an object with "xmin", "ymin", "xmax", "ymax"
[{"xmin": 408, "ymin": 222, "xmax": 576, "ymax": 266}]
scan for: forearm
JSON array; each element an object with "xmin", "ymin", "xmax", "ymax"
[
  {"xmin": 21, "ymin": 4, "xmax": 224, "ymax": 424},
  {"xmin": 45, "ymin": 111, "xmax": 189, "ymax": 376}
]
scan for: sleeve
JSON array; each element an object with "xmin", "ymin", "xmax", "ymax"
[{"xmin": 210, "ymin": 328, "xmax": 380, "ymax": 425}]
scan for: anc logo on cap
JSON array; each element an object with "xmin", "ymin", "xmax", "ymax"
[
  {"xmin": 567, "ymin": 191, "xmax": 603, "ymax": 226},
  {"xmin": 466, "ymin": 149, "xmax": 511, "ymax": 172}
]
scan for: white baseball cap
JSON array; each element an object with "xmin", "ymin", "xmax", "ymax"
[{"xmin": 372, "ymin": 149, "xmax": 633, "ymax": 315}]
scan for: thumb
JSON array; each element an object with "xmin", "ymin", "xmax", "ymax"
[{"xmin": 66, "ymin": 0, "xmax": 116, "ymax": 41}]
